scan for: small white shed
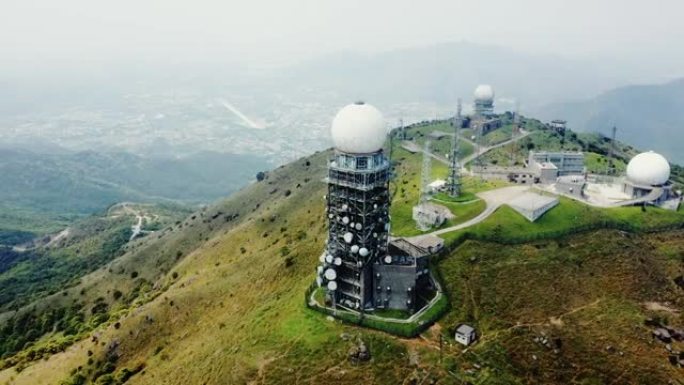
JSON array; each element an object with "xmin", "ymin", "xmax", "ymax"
[{"xmin": 455, "ymin": 324, "xmax": 477, "ymax": 346}]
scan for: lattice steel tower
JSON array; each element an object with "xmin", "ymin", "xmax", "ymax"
[
  {"xmin": 319, "ymin": 102, "xmax": 391, "ymax": 311},
  {"xmin": 446, "ymin": 99, "xmax": 462, "ymax": 197}
]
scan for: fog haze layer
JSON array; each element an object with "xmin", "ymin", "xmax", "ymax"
[{"xmin": 2, "ymin": 0, "xmax": 684, "ymax": 81}]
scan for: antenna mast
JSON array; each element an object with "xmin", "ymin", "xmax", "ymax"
[
  {"xmin": 420, "ymin": 139, "xmax": 432, "ymax": 204},
  {"xmin": 447, "ymin": 99, "xmax": 462, "ymax": 197},
  {"xmin": 608, "ymin": 125, "xmax": 617, "ymax": 175}
]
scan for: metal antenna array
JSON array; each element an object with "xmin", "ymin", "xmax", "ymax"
[
  {"xmin": 511, "ymin": 100, "xmax": 521, "ymax": 164},
  {"xmin": 420, "ymin": 139, "xmax": 432, "ymax": 204},
  {"xmin": 607, "ymin": 125, "xmax": 617, "ymax": 175},
  {"xmin": 446, "ymin": 99, "xmax": 462, "ymax": 197}
]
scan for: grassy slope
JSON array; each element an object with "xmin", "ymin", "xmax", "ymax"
[{"xmin": 0, "ymin": 122, "xmax": 683, "ymax": 385}]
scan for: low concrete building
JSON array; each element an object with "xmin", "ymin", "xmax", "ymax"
[
  {"xmin": 455, "ymin": 324, "xmax": 477, "ymax": 346},
  {"xmin": 529, "ymin": 151, "xmax": 585, "ymax": 178},
  {"xmin": 370, "ymin": 237, "xmax": 438, "ymax": 312},
  {"xmin": 507, "ymin": 192, "xmax": 560, "ymax": 222},
  {"xmin": 412, "ymin": 202, "xmax": 454, "ymax": 230},
  {"xmin": 549, "ymin": 119, "xmax": 567, "ymax": 134},
  {"xmin": 471, "ymin": 117, "xmax": 502, "ymax": 136},
  {"xmin": 428, "ymin": 179, "xmax": 446, "ymax": 193}
]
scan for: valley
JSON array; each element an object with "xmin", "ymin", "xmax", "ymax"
[{"xmin": 0, "ymin": 116, "xmax": 682, "ymax": 384}]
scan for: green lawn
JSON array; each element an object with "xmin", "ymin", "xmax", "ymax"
[{"xmin": 442, "ymin": 196, "xmax": 684, "ymax": 244}]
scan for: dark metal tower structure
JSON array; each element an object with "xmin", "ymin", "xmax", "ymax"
[
  {"xmin": 324, "ymin": 150, "xmax": 391, "ymax": 310},
  {"xmin": 446, "ymin": 99, "xmax": 462, "ymax": 197},
  {"xmin": 607, "ymin": 126, "xmax": 617, "ymax": 175}
]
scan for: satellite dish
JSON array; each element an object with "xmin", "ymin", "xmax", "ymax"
[
  {"xmin": 316, "ymin": 276, "xmax": 322, "ymax": 286},
  {"xmin": 334, "ymin": 257, "xmax": 342, "ymax": 266},
  {"xmin": 343, "ymin": 232, "xmax": 353, "ymax": 243},
  {"xmin": 373, "ymin": 232, "xmax": 378, "ymax": 238},
  {"xmin": 342, "ymin": 216, "xmax": 350, "ymax": 225},
  {"xmin": 327, "ymin": 280, "xmax": 338, "ymax": 291},
  {"xmin": 351, "ymin": 245, "xmax": 359, "ymax": 254},
  {"xmin": 355, "ymin": 223, "xmax": 362, "ymax": 230},
  {"xmin": 350, "ymin": 222, "xmax": 355, "ymax": 228},
  {"xmin": 373, "ymin": 204, "xmax": 378, "ymax": 209},
  {"xmin": 328, "ymin": 214, "xmax": 334, "ymax": 219},
  {"xmin": 384, "ymin": 223, "xmax": 390, "ymax": 231},
  {"xmin": 359, "ymin": 248, "xmax": 369, "ymax": 257},
  {"xmin": 384, "ymin": 255, "xmax": 392, "ymax": 264},
  {"xmin": 319, "ymin": 254, "xmax": 325, "ymax": 263},
  {"xmin": 341, "ymin": 204, "xmax": 348, "ymax": 211},
  {"xmin": 324, "ymin": 268, "xmax": 337, "ymax": 280},
  {"xmin": 317, "ymin": 266, "xmax": 324, "ymax": 274},
  {"xmin": 325, "ymin": 254, "xmax": 333, "ymax": 264},
  {"xmin": 355, "ymin": 302, "xmax": 360, "ymax": 309}
]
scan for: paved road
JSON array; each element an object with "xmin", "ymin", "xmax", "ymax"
[
  {"xmin": 428, "ymin": 185, "xmax": 530, "ymax": 236},
  {"xmin": 405, "ymin": 130, "xmax": 534, "ymax": 169},
  {"xmin": 460, "ymin": 130, "xmax": 533, "ymax": 166}
]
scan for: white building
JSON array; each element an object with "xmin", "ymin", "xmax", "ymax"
[
  {"xmin": 528, "ymin": 151, "xmax": 585, "ymax": 183},
  {"xmin": 455, "ymin": 324, "xmax": 477, "ymax": 346}
]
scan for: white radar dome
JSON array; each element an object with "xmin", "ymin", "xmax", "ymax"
[
  {"xmin": 330, "ymin": 102, "xmax": 387, "ymax": 154},
  {"xmin": 626, "ymin": 151, "xmax": 670, "ymax": 186},
  {"xmin": 474, "ymin": 84, "xmax": 494, "ymax": 102}
]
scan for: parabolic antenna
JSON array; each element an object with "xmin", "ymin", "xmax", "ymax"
[
  {"xmin": 384, "ymin": 255, "xmax": 392, "ymax": 264},
  {"xmin": 319, "ymin": 254, "xmax": 325, "ymax": 263},
  {"xmin": 342, "ymin": 216, "xmax": 350, "ymax": 225},
  {"xmin": 327, "ymin": 280, "xmax": 338, "ymax": 291},
  {"xmin": 359, "ymin": 248, "xmax": 370, "ymax": 257},
  {"xmin": 325, "ymin": 254, "xmax": 333, "ymax": 264},
  {"xmin": 334, "ymin": 257, "xmax": 342, "ymax": 266},
  {"xmin": 324, "ymin": 268, "xmax": 337, "ymax": 280},
  {"xmin": 355, "ymin": 223, "xmax": 362, "ymax": 230},
  {"xmin": 351, "ymin": 245, "xmax": 359, "ymax": 254},
  {"xmin": 316, "ymin": 276, "xmax": 322, "ymax": 286},
  {"xmin": 343, "ymin": 232, "xmax": 353, "ymax": 243}
]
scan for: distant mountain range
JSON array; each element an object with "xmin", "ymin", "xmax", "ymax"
[
  {"xmin": 535, "ymin": 78, "xmax": 684, "ymax": 164},
  {"xmin": 280, "ymin": 42, "xmax": 628, "ymax": 109},
  {"xmin": 0, "ymin": 147, "xmax": 269, "ymax": 216}
]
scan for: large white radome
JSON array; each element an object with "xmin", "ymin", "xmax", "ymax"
[
  {"xmin": 474, "ymin": 84, "xmax": 494, "ymax": 102},
  {"xmin": 331, "ymin": 102, "xmax": 387, "ymax": 154},
  {"xmin": 626, "ymin": 151, "xmax": 670, "ymax": 186}
]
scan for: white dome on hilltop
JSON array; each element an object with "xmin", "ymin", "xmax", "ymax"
[
  {"xmin": 474, "ymin": 84, "xmax": 494, "ymax": 102},
  {"xmin": 331, "ymin": 102, "xmax": 387, "ymax": 154},
  {"xmin": 626, "ymin": 151, "xmax": 670, "ymax": 186}
]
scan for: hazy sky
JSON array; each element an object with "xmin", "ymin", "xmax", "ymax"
[{"xmin": 2, "ymin": 0, "xmax": 684, "ymax": 74}]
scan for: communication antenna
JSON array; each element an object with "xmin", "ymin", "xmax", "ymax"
[
  {"xmin": 420, "ymin": 139, "xmax": 432, "ymax": 204},
  {"xmin": 446, "ymin": 99, "xmax": 462, "ymax": 197},
  {"xmin": 607, "ymin": 125, "xmax": 617, "ymax": 176},
  {"xmin": 511, "ymin": 100, "xmax": 520, "ymax": 164}
]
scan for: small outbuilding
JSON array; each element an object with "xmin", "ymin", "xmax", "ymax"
[{"xmin": 454, "ymin": 324, "xmax": 477, "ymax": 346}]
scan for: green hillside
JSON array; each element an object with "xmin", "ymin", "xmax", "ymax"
[
  {"xmin": 0, "ymin": 121, "xmax": 682, "ymax": 385},
  {"xmin": 0, "ymin": 148, "xmax": 269, "ymax": 241}
]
